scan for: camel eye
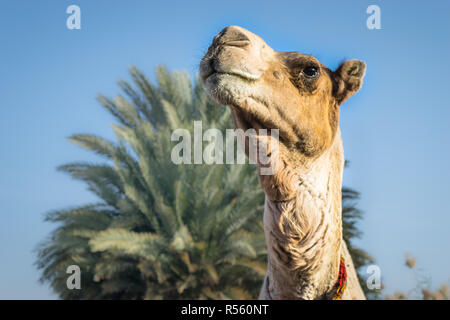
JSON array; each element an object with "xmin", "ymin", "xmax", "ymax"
[{"xmin": 302, "ymin": 66, "xmax": 319, "ymax": 78}]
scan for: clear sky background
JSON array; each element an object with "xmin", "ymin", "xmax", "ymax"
[{"xmin": 1, "ymin": 0, "xmax": 449, "ymax": 299}]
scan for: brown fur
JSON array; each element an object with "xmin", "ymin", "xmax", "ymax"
[{"xmin": 200, "ymin": 26, "xmax": 366, "ymax": 299}]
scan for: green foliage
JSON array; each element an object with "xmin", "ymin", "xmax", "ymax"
[
  {"xmin": 36, "ymin": 66, "xmax": 374, "ymax": 299},
  {"xmin": 36, "ymin": 66, "xmax": 265, "ymax": 299}
]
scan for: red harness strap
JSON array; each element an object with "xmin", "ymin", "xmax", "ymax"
[
  {"xmin": 332, "ymin": 256, "xmax": 347, "ymax": 300},
  {"xmin": 265, "ymin": 256, "xmax": 348, "ymax": 300}
]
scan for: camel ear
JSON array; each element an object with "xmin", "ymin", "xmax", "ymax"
[{"xmin": 333, "ymin": 60, "xmax": 366, "ymax": 105}]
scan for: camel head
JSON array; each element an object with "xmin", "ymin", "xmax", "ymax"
[{"xmin": 200, "ymin": 26, "xmax": 366, "ymax": 200}]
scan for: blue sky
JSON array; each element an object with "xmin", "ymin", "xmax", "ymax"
[{"xmin": 0, "ymin": 0, "xmax": 449, "ymax": 299}]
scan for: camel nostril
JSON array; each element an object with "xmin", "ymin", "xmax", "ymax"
[
  {"xmin": 216, "ymin": 26, "xmax": 250, "ymax": 46},
  {"xmin": 222, "ymin": 40, "xmax": 250, "ymax": 48}
]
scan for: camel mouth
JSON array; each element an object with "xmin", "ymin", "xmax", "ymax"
[
  {"xmin": 200, "ymin": 46, "xmax": 262, "ymax": 84},
  {"xmin": 202, "ymin": 65, "xmax": 259, "ymax": 108},
  {"xmin": 204, "ymin": 69, "xmax": 258, "ymax": 106},
  {"xmin": 203, "ymin": 71, "xmax": 283, "ymax": 139},
  {"xmin": 201, "ymin": 60, "xmax": 261, "ymax": 83},
  {"xmin": 205, "ymin": 70, "xmax": 258, "ymax": 82}
]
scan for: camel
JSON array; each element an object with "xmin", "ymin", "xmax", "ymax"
[{"xmin": 200, "ymin": 26, "xmax": 366, "ymax": 300}]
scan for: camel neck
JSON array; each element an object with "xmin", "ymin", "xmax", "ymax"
[{"xmin": 262, "ymin": 131, "xmax": 345, "ymax": 299}]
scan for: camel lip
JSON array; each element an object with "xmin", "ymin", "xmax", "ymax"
[
  {"xmin": 201, "ymin": 60, "xmax": 261, "ymax": 83},
  {"xmin": 205, "ymin": 71, "xmax": 256, "ymax": 83},
  {"xmin": 204, "ymin": 70, "xmax": 260, "ymax": 84}
]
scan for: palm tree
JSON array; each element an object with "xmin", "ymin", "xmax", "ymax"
[
  {"xmin": 36, "ymin": 66, "xmax": 375, "ymax": 299},
  {"xmin": 36, "ymin": 66, "xmax": 266, "ymax": 299}
]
